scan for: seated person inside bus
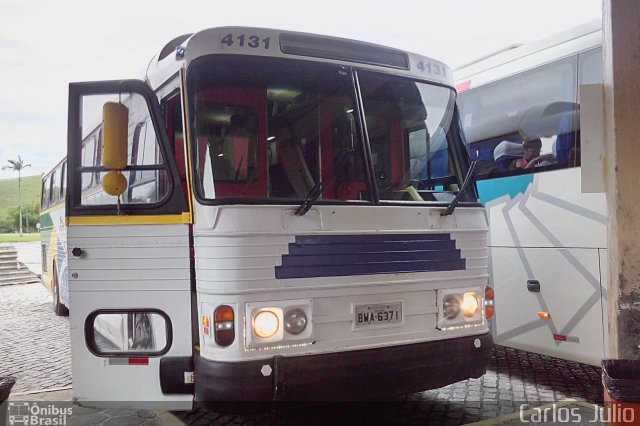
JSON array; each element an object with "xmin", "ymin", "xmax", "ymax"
[
  {"xmin": 515, "ymin": 138, "xmax": 555, "ymax": 169},
  {"xmin": 492, "ymin": 138, "xmax": 555, "ymax": 172}
]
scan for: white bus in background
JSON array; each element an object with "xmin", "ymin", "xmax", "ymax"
[
  {"xmin": 455, "ymin": 20, "xmax": 606, "ymax": 366},
  {"xmin": 66, "ymin": 26, "xmax": 494, "ymax": 409}
]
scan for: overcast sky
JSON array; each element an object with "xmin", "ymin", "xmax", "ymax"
[{"xmin": 0, "ymin": 0, "xmax": 602, "ymax": 180}]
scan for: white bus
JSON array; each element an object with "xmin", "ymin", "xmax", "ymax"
[
  {"xmin": 65, "ymin": 26, "xmax": 494, "ymax": 409},
  {"xmin": 455, "ymin": 20, "xmax": 606, "ymax": 366}
]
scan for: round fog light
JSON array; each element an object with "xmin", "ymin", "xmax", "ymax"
[
  {"xmin": 253, "ymin": 310, "xmax": 279, "ymax": 338},
  {"xmin": 284, "ymin": 308, "xmax": 307, "ymax": 335},
  {"xmin": 443, "ymin": 295, "xmax": 460, "ymax": 319}
]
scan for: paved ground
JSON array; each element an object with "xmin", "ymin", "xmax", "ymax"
[
  {"xmin": 1, "ymin": 282, "xmax": 71, "ymax": 393},
  {"xmin": 1, "ymin": 278, "xmax": 606, "ymax": 425}
]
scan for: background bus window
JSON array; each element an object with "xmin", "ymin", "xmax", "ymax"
[
  {"xmin": 128, "ymin": 119, "xmax": 168, "ymax": 204},
  {"xmin": 578, "ymin": 47, "xmax": 603, "ymax": 87},
  {"xmin": 80, "ymin": 135, "xmax": 97, "ymax": 191},
  {"xmin": 460, "ymin": 56, "xmax": 579, "ymax": 179}
]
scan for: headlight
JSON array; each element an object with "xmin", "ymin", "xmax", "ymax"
[
  {"xmin": 462, "ymin": 292, "xmax": 479, "ymax": 317},
  {"xmin": 253, "ymin": 310, "xmax": 280, "ymax": 338},
  {"xmin": 443, "ymin": 295, "xmax": 460, "ymax": 319},
  {"xmin": 284, "ymin": 308, "xmax": 307, "ymax": 335},
  {"xmin": 438, "ymin": 288, "xmax": 484, "ymax": 330},
  {"xmin": 245, "ymin": 300, "xmax": 312, "ymax": 349}
]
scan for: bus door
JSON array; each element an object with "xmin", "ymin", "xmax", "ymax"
[{"xmin": 66, "ymin": 81, "xmax": 193, "ymax": 409}]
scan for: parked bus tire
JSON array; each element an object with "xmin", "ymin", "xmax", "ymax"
[{"xmin": 52, "ymin": 263, "xmax": 69, "ymax": 317}]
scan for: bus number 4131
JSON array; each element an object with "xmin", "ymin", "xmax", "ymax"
[{"xmin": 221, "ymin": 33, "xmax": 270, "ymax": 49}]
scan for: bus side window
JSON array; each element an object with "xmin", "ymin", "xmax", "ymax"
[
  {"xmin": 50, "ymin": 168, "xmax": 59, "ymax": 206},
  {"xmin": 60, "ymin": 162, "xmax": 66, "ymax": 203},
  {"xmin": 42, "ymin": 176, "xmax": 50, "ymax": 210}
]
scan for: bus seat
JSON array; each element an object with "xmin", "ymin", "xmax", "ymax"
[
  {"xmin": 336, "ymin": 181, "xmax": 367, "ymax": 200},
  {"xmin": 470, "ymin": 146, "xmax": 493, "ymax": 162},
  {"xmin": 553, "ymin": 110, "xmax": 576, "ymax": 165},
  {"xmin": 468, "ymin": 145, "xmax": 495, "ymax": 175},
  {"xmin": 554, "ymin": 133, "xmax": 573, "ymax": 164},
  {"xmin": 493, "ymin": 141, "xmax": 523, "ymax": 170}
]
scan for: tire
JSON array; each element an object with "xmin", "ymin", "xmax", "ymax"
[{"xmin": 52, "ymin": 263, "xmax": 69, "ymax": 317}]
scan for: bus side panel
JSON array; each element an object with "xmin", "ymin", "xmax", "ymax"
[
  {"xmin": 68, "ymin": 224, "xmax": 193, "ymax": 409},
  {"xmin": 491, "ymin": 246, "xmax": 605, "ymax": 366},
  {"xmin": 484, "ymin": 168, "xmax": 607, "ymax": 250},
  {"xmin": 481, "ymin": 168, "xmax": 607, "ymax": 366}
]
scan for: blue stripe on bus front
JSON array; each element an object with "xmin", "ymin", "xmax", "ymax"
[
  {"xmin": 275, "ymin": 233, "xmax": 466, "ymax": 279},
  {"xmin": 288, "ymin": 240, "xmax": 456, "ymax": 255},
  {"xmin": 281, "ymin": 249, "xmax": 463, "ymax": 267},
  {"xmin": 294, "ymin": 233, "xmax": 452, "ymax": 244}
]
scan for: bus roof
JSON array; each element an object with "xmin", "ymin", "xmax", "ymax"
[
  {"xmin": 455, "ymin": 19, "xmax": 601, "ymax": 90},
  {"xmin": 145, "ymin": 26, "xmax": 454, "ymax": 90}
]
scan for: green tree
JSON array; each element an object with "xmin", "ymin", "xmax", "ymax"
[
  {"xmin": 7, "ymin": 203, "xmax": 40, "ymax": 233},
  {"xmin": 2, "ymin": 155, "xmax": 31, "ymax": 236},
  {"xmin": 0, "ymin": 216, "xmax": 13, "ymax": 233}
]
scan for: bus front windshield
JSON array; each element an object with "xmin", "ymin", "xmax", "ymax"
[{"xmin": 188, "ymin": 56, "xmax": 463, "ymax": 204}]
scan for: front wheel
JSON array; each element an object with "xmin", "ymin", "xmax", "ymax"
[{"xmin": 52, "ymin": 263, "xmax": 69, "ymax": 317}]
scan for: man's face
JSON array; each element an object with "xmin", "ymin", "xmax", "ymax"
[{"xmin": 523, "ymin": 146, "xmax": 540, "ymax": 160}]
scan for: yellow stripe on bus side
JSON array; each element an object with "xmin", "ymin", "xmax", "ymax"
[
  {"xmin": 68, "ymin": 213, "xmax": 191, "ymax": 226},
  {"xmin": 40, "ymin": 204, "xmax": 65, "ymax": 216}
]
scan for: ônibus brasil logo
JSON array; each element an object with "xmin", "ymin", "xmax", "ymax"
[{"xmin": 7, "ymin": 402, "xmax": 72, "ymax": 426}]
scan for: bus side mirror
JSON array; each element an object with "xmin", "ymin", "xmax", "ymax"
[
  {"xmin": 580, "ymin": 84, "xmax": 605, "ymax": 193},
  {"xmin": 102, "ymin": 102, "xmax": 129, "ymax": 196}
]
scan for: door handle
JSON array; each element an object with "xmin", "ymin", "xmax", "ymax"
[
  {"xmin": 72, "ymin": 247, "xmax": 83, "ymax": 258},
  {"xmin": 527, "ymin": 279, "xmax": 540, "ymax": 292}
]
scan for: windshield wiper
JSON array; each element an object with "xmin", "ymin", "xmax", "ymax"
[
  {"xmin": 294, "ymin": 181, "xmax": 324, "ymax": 216},
  {"xmin": 441, "ymin": 160, "xmax": 478, "ymax": 216}
]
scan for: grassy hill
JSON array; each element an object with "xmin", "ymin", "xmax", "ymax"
[{"xmin": 0, "ymin": 175, "xmax": 42, "ymax": 218}]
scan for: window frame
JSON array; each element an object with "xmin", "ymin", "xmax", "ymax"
[{"xmin": 66, "ymin": 80, "xmax": 188, "ymax": 217}]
